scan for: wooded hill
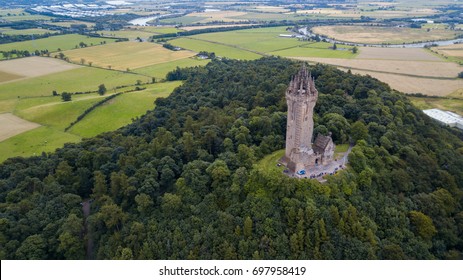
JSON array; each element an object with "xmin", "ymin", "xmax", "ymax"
[{"xmin": 1, "ymin": 57, "xmax": 462, "ymax": 259}]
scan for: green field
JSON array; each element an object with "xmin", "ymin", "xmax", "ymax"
[
  {"xmin": 99, "ymin": 30, "xmax": 155, "ymax": 40},
  {"xmin": 133, "ymin": 58, "xmax": 210, "ymax": 80},
  {"xmin": 169, "ymin": 38, "xmax": 262, "ymax": 60},
  {"xmin": 0, "ymin": 34, "xmax": 117, "ymax": 53},
  {"xmin": 130, "ymin": 26, "xmax": 183, "ymax": 34},
  {"xmin": 410, "ymin": 92, "xmax": 463, "ymax": 116},
  {"xmin": 0, "ymin": 67, "xmax": 150, "ymax": 100},
  {"xmin": 61, "ymin": 41, "xmax": 195, "ymax": 71},
  {"xmin": 69, "ymin": 81, "xmax": 182, "ymax": 137},
  {"xmin": 0, "ymin": 28, "xmax": 57, "ymax": 35},
  {"xmin": 0, "ymin": 126, "xmax": 81, "ymax": 162},
  {"xmin": 271, "ymin": 42, "xmax": 357, "ymax": 59},
  {"xmin": 14, "ymin": 95, "xmax": 107, "ymax": 130},
  {"xmin": 256, "ymin": 149, "xmax": 285, "ymax": 175},
  {"xmin": 191, "ymin": 27, "xmax": 307, "ymax": 53}
]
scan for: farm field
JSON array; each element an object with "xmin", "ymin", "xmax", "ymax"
[
  {"xmin": 431, "ymin": 44, "xmax": 463, "ymax": 63},
  {"xmin": 0, "ymin": 71, "xmax": 24, "ymax": 83},
  {"xmin": 0, "ymin": 28, "xmax": 57, "ymax": 35},
  {"xmin": 0, "ymin": 34, "xmax": 117, "ymax": 54},
  {"xmin": 0, "ymin": 66, "xmax": 149, "ymax": 101},
  {"xmin": 130, "ymin": 26, "xmax": 183, "ymax": 34},
  {"xmin": 184, "ymin": 11, "xmax": 248, "ymax": 23},
  {"xmin": 349, "ymin": 69, "xmax": 463, "ymax": 96},
  {"xmin": 294, "ymin": 57, "xmax": 462, "ymax": 79},
  {"xmin": 133, "ymin": 57, "xmax": 209, "ymax": 80},
  {"xmin": 0, "ymin": 57, "xmax": 81, "ymax": 83},
  {"xmin": 61, "ymin": 42, "xmax": 196, "ymax": 70},
  {"xmin": 271, "ymin": 42, "xmax": 357, "ymax": 59},
  {"xmin": 169, "ymin": 38, "xmax": 262, "ymax": 60},
  {"xmin": 191, "ymin": 27, "xmax": 307, "ymax": 53},
  {"xmin": 69, "ymin": 81, "xmax": 182, "ymax": 137},
  {"xmin": 410, "ymin": 95, "xmax": 463, "ymax": 116},
  {"xmin": 312, "ymin": 25, "xmax": 462, "ymax": 44},
  {"xmin": 46, "ymin": 20, "xmax": 95, "ymax": 28},
  {"xmin": 160, "ymin": 15, "xmax": 209, "ymax": 25},
  {"xmin": 0, "ymin": 126, "xmax": 81, "ymax": 162},
  {"xmin": 357, "ymin": 47, "xmax": 442, "ymax": 61},
  {"xmin": 98, "ymin": 30, "xmax": 155, "ymax": 40},
  {"xmin": 14, "ymin": 94, "xmax": 107, "ymax": 130},
  {"xmin": 180, "ymin": 24, "xmax": 256, "ymax": 31},
  {"xmin": 0, "ymin": 113, "xmax": 40, "ymax": 142}
]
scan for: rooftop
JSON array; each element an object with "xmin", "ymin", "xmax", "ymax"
[{"xmin": 423, "ymin": 109, "xmax": 463, "ymax": 129}]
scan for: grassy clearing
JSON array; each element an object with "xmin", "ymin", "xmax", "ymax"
[
  {"xmin": 61, "ymin": 42, "xmax": 196, "ymax": 70},
  {"xmin": 335, "ymin": 144, "xmax": 350, "ymax": 153},
  {"xmin": 0, "ymin": 126, "xmax": 81, "ymax": 162},
  {"xmin": 255, "ymin": 149, "xmax": 285, "ymax": 175},
  {"xmin": 0, "ymin": 67, "xmax": 150, "ymax": 100},
  {"xmin": 69, "ymin": 81, "xmax": 181, "ymax": 137},
  {"xmin": 133, "ymin": 58, "xmax": 209, "ymax": 80},
  {"xmin": 169, "ymin": 38, "xmax": 262, "ymax": 60},
  {"xmin": 312, "ymin": 25, "xmax": 462, "ymax": 44},
  {"xmin": 409, "ymin": 95, "xmax": 463, "ymax": 116},
  {"xmin": 271, "ymin": 42, "xmax": 357, "ymax": 59},
  {"xmin": 0, "ymin": 34, "xmax": 117, "ymax": 53}
]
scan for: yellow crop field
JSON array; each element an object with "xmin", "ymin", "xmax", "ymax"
[
  {"xmin": 61, "ymin": 42, "xmax": 196, "ymax": 70},
  {"xmin": 295, "ymin": 57, "xmax": 462, "ymax": 79},
  {"xmin": 312, "ymin": 25, "xmax": 462, "ymax": 44}
]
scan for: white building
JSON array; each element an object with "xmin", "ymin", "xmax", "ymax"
[{"xmin": 423, "ymin": 109, "xmax": 463, "ymax": 130}]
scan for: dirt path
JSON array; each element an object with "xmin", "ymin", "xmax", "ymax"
[{"xmin": 82, "ymin": 200, "xmax": 94, "ymax": 260}]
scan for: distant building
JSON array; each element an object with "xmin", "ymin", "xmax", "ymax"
[
  {"xmin": 423, "ymin": 109, "xmax": 463, "ymax": 130},
  {"xmin": 281, "ymin": 65, "xmax": 335, "ymax": 173}
]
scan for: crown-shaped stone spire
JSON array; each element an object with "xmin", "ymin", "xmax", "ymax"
[{"xmin": 287, "ymin": 64, "xmax": 317, "ymax": 96}]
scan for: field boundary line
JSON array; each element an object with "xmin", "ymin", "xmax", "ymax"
[{"xmin": 184, "ymin": 37, "xmax": 268, "ymax": 57}]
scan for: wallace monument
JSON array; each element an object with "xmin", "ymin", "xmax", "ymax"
[{"xmin": 281, "ymin": 65, "xmax": 335, "ymax": 174}]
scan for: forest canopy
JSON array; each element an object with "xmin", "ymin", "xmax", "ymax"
[{"xmin": 0, "ymin": 57, "xmax": 462, "ymax": 260}]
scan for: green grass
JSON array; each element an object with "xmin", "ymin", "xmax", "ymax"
[
  {"xmin": 69, "ymin": 81, "xmax": 182, "ymax": 137},
  {"xmin": 271, "ymin": 42, "xmax": 357, "ymax": 59},
  {"xmin": 0, "ymin": 34, "xmax": 117, "ymax": 53},
  {"xmin": 191, "ymin": 27, "xmax": 304, "ymax": 53},
  {"xmin": 98, "ymin": 30, "xmax": 154, "ymax": 40},
  {"xmin": 255, "ymin": 149, "xmax": 285, "ymax": 175},
  {"xmin": 133, "ymin": 58, "xmax": 210, "ymax": 80},
  {"xmin": 169, "ymin": 38, "xmax": 262, "ymax": 60},
  {"xmin": 1, "ymin": 14, "xmax": 51, "ymax": 21},
  {"xmin": 409, "ymin": 95, "xmax": 463, "ymax": 116},
  {"xmin": 0, "ymin": 126, "xmax": 81, "ymax": 162},
  {"xmin": 129, "ymin": 26, "xmax": 183, "ymax": 34},
  {"xmin": 160, "ymin": 16, "xmax": 208, "ymax": 25},
  {"xmin": 0, "ymin": 67, "xmax": 150, "ymax": 100},
  {"xmin": 14, "ymin": 95, "xmax": 107, "ymax": 130},
  {"xmin": 335, "ymin": 144, "xmax": 350, "ymax": 153},
  {"xmin": 0, "ymin": 28, "xmax": 57, "ymax": 35},
  {"xmin": 230, "ymin": 12, "xmax": 307, "ymax": 21}
]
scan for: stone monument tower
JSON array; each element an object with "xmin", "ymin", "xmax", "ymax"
[{"xmin": 282, "ymin": 65, "xmax": 335, "ymax": 173}]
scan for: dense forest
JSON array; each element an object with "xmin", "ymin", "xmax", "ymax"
[{"xmin": 1, "ymin": 57, "xmax": 462, "ymax": 260}]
